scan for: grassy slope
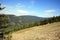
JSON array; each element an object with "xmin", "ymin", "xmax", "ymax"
[{"xmin": 12, "ymin": 22, "xmax": 60, "ymax": 40}]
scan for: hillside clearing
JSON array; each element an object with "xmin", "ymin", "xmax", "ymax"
[{"xmin": 12, "ymin": 22, "xmax": 60, "ymax": 40}]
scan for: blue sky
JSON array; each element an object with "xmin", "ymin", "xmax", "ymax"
[{"xmin": 0, "ymin": 0, "xmax": 60, "ymax": 17}]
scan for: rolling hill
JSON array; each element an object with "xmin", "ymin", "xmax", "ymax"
[
  {"xmin": 8, "ymin": 15, "xmax": 45, "ymax": 25},
  {"xmin": 12, "ymin": 22, "xmax": 60, "ymax": 40}
]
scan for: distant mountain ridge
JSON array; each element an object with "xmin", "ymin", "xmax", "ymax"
[
  {"xmin": 19, "ymin": 15, "xmax": 45, "ymax": 24},
  {"xmin": 8, "ymin": 15, "xmax": 45, "ymax": 25}
]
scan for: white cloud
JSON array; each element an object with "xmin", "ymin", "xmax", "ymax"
[
  {"xmin": 16, "ymin": 3, "xmax": 25, "ymax": 8},
  {"xmin": 42, "ymin": 9, "xmax": 56, "ymax": 17},
  {"xmin": 17, "ymin": 10, "xmax": 28, "ymax": 14},
  {"xmin": 2, "ymin": 10, "xmax": 28, "ymax": 16},
  {"xmin": 45, "ymin": 9, "xmax": 56, "ymax": 13}
]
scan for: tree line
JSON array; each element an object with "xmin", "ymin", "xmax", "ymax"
[{"xmin": 0, "ymin": 15, "xmax": 60, "ymax": 34}]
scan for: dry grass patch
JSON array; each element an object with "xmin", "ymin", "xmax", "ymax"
[{"xmin": 12, "ymin": 22, "xmax": 60, "ymax": 40}]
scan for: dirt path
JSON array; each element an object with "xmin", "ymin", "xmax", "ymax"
[{"xmin": 12, "ymin": 22, "xmax": 60, "ymax": 40}]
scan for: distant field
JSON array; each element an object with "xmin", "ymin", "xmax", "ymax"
[{"xmin": 12, "ymin": 22, "xmax": 60, "ymax": 40}]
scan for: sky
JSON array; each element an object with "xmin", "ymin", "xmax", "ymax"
[{"xmin": 0, "ymin": 0, "xmax": 60, "ymax": 17}]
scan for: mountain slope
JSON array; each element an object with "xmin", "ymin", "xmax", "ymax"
[
  {"xmin": 12, "ymin": 22, "xmax": 60, "ymax": 40},
  {"xmin": 8, "ymin": 15, "xmax": 45, "ymax": 25},
  {"xmin": 19, "ymin": 15, "xmax": 45, "ymax": 24}
]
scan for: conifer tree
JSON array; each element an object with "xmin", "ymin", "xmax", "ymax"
[{"xmin": 0, "ymin": 3, "xmax": 9, "ymax": 34}]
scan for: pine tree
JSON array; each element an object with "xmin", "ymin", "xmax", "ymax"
[
  {"xmin": 0, "ymin": 3, "xmax": 9, "ymax": 34},
  {"xmin": 0, "ymin": 3, "xmax": 5, "ymax": 11}
]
